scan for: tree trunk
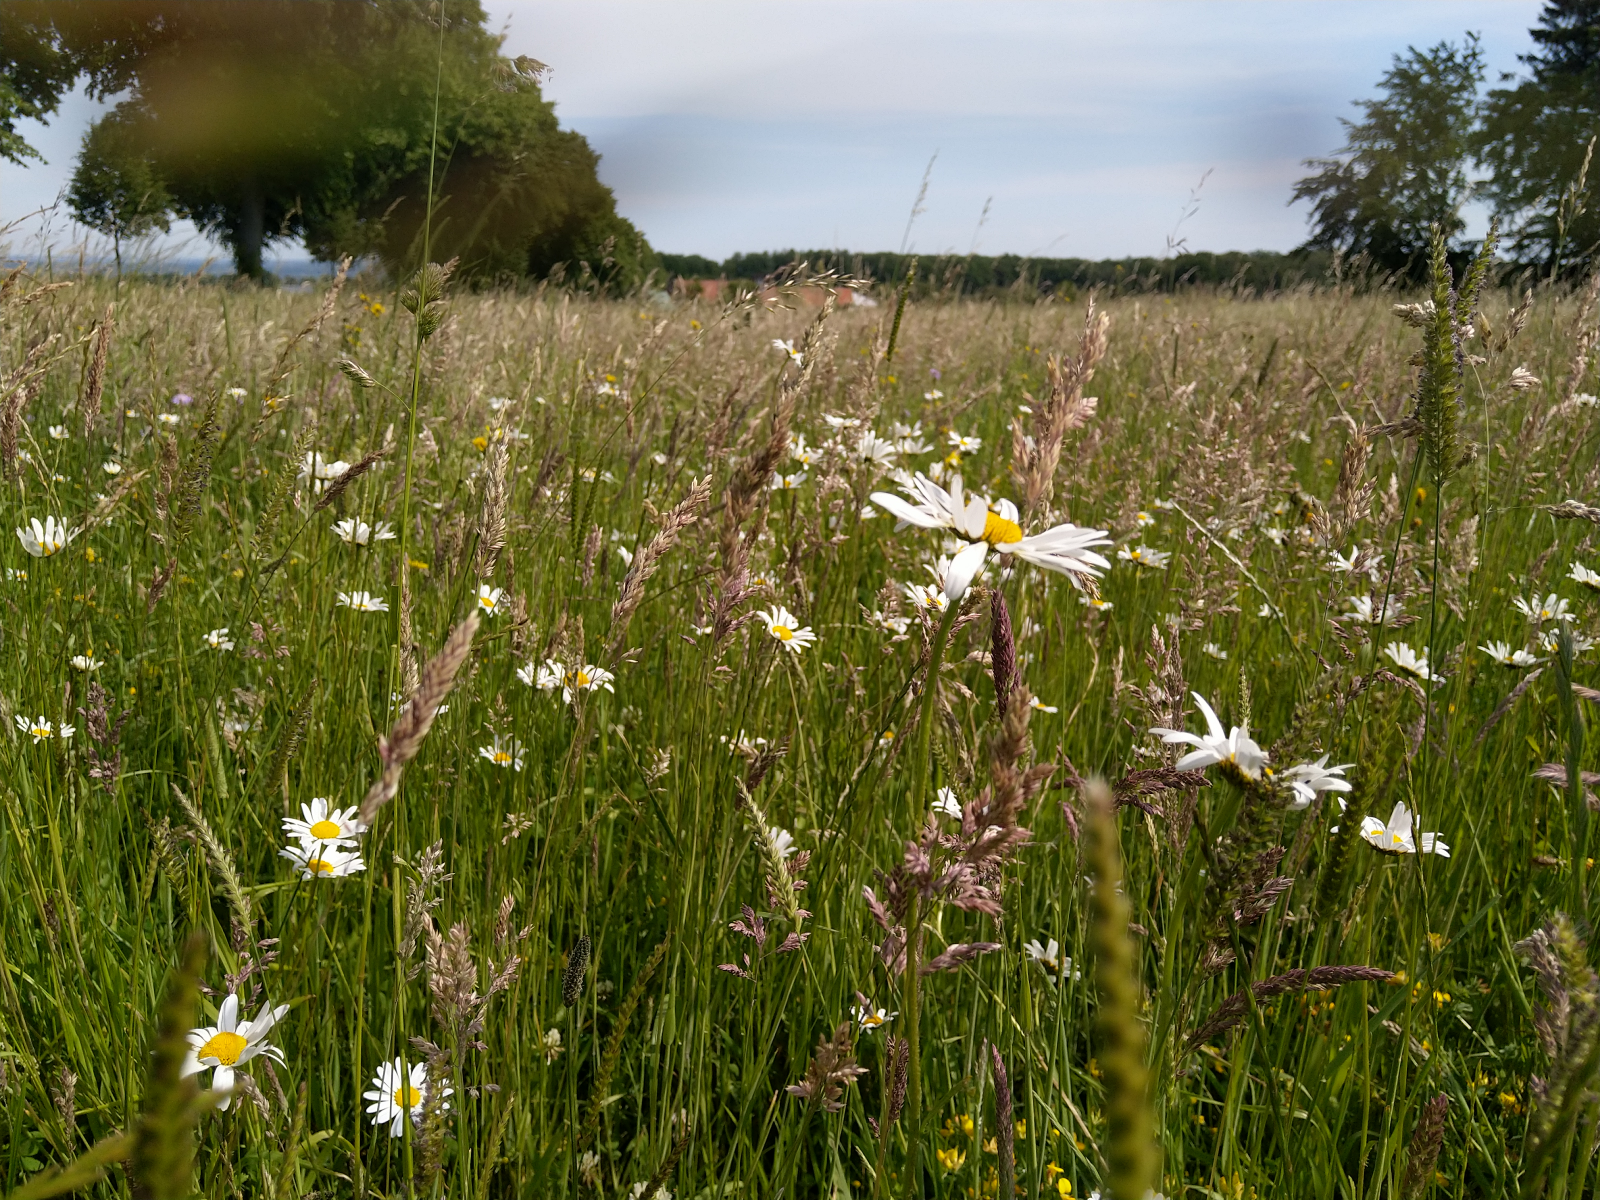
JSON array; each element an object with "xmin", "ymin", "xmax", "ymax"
[{"xmin": 236, "ymin": 178, "xmax": 265, "ymax": 281}]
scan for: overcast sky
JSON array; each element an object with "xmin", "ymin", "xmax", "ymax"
[{"xmin": 1, "ymin": 0, "xmax": 1546, "ymax": 265}]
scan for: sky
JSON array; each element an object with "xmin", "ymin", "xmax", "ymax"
[{"xmin": 0, "ymin": 0, "xmax": 1547, "ymax": 266}]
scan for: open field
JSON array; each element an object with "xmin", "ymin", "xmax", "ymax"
[{"xmin": 1, "ymin": 263, "xmax": 1598, "ymax": 1199}]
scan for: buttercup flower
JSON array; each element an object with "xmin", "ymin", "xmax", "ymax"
[
  {"xmin": 280, "ymin": 839, "xmax": 365, "ymax": 878},
  {"xmin": 1360, "ymin": 802, "xmax": 1450, "ymax": 857},
  {"xmin": 337, "ymin": 591, "xmax": 389, "ymax": 613},
  {"xmin": 365, "ymin": 1058, "xmax": 449, "ymax": 1137},
  {"xmin": 283, "ymin": 798, "xmax": 366, "ymax": 848},
  {"xmin": 16, "ymin": 715, "xmax": 74, "ymax": 743},
  {"xmin": 1150, "ymin": 692, "xmax": 1266, "ymax": 780},
  {"xmin": 16, "ymin": 516, "xmax": 79, "ymax": 558},
  {"xmin": 869, "ymin": 473, "xmax": 1110, "ymax": 602},
  {"xmin": 479, "ymin": 736, "xmax": 526, "ymax": 770},
  {"xmin": 181, "ymin": 993, "xmax": 289, "ymax": 1109},
  {"xmin": 758, "ymin": 606, "xmax": 818, "ymax": 653},
  {"xmin": 331, "ymin": 519, "xmax": 396, "ymax": 546}
]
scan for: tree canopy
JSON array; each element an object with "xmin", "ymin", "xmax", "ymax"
[{"xmin": 6, "ymin": 1, "xmax": 655, "ymax": 284}]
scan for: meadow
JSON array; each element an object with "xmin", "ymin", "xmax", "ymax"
[{"xmin": 0, "ymin": 251, "xmax": 1597, "ymax": 1200}]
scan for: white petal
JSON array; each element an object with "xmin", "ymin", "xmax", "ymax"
[
  {"xmin": 1191, "ymin": 693, "xmax": 1225, "ymax": 742},
  {"xmin": 217, "ymin": 993, "xmax": 240, "ymax": 1032},
  {"xmin": 943, "ymin": 540, "xmax": 989, "ymax": 602}
]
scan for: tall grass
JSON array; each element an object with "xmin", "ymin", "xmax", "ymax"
[{"xmin": 0, "ymin": 260, "xmax": 1597, "ymax": 1199}]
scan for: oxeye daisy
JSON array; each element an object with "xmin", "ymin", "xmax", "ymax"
[
  {"xmin": 1481, "ymin": 640, "xmax": 1541, "ymax": 667},
  {"xmin": 789, "ymin": 434, "xmax": 816, "ymax": 465},
  {"xmin": 48, "ymin": 424, "xmax": 67, "ymax": 440},
  {"xmin": 946, "ymin": 430, "xmax": 982, "ymax": 453},
  {"xmin": 477, "ymin": 585, "xmax": 505, "ymax": 616},
  {"xmin": 854, "ymin": 1002, "xmax": 897, "ymax": 1032},
  {"xmin": 1515, "ymin": 593, "xmax": 1575, "ymax": 624},
  {"xmin": 1359, "ymin": 802, "xmax": 1449, "ymax": 857},
  {"xmin": 70, "ymin": 654, "xmax": 102, "ymax": 671},
  {"xmin": 280, "ymin": 839, "xmax": 364, "ymax": 879},
  {"xmin": 856, "ymin": 430, "xmax": 898, "ymax": 467},
  {"xmin": 365, "ymin": 1057, "xmax": 449, "ymax": 1137},
  {"xmin": 337, "ymin": 590, "xmax": 389, "ymax": 613},
  {"xmin": 868, "ymin": 473, "xmax": 1110, "ymax": 602},
  {"xmin": 331, "ymin": 518, "xmax": 396, "ymax": 546},
  {"xmin": 282, "ymin": 798, "xmax": 366, "ymax": 847},
  {"xmin": 1030, "ymin": 696, "xmax": 1060, "ymax": 713},
  {"xmin": 757, "ymin": 606, "xmax": 817, "ymax": 653},
  {"xmin": 933, "ymin": 786, "xmax": 962, "ymax": 819},
  {"xmin": 1024, "ymin": 938, "xmax": 1079, "ymax": 982},
  {"xmin": 1278, "ymin": 756, "xmax": 1352, "ymax": 810},
  {"xmin": 1383, "ymin": 642, "xmax": 1439, "ymax": 684},
  {"xmin": 479, "ymin": 736, "xmax": 525, "ymax": 770},
  {"xmin": 771, "ymin": 338, "xmax": 802, "ymax": 366},
  {"xmin": 1150, "ymin": 691, "xmax": 1265, "ymax": 781},
  {"xmin": 15, "ymin": 715, "xmax": 73, "ymax": 743},
  {"xmin": 102, "ymin": 460, "xmax": 122, "ymax": 476},
  {"xmin": 180, "ymin": 992, "xmax": 289, "ymax": 1109},
  {"xmin": 1117, "ymin": 544, "xmax": 1169, "ymax": 569},
  {"xmin": 1570, "ymin": 563, "xmax": 1600, "ymax": 592},
  {"xmin": 770, "ymin": 471, "xmax": 807, "ymax": 490},
  {"xmin": 905, "ymin": 582, "xmax": 949, "ymax": 612},
  {"xmin": 299, "ymin": 452, "xmax": 351, "ymax": 494},
  {"xmin": 203, "ymin": 627, "xmax": 234, "ymax": 651},
  {"xmin": 16, "ymin": 516, "xmax": 79, "ymax": 558}
]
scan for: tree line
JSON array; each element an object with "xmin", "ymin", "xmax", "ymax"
[{"xmin": 1, "ymin": 0, "xmax": 657, "ymax": 285}]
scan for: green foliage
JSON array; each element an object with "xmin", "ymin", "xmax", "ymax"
[
  {"xmin": 1475, "ymin": 0, "xmax": 1600, "ymax": 274},
  {"xmin": 1292, "ymin": 35, "xmax": 1485, "ymax": 277},
  {"xmin": 66, "ymin": 110, "xmax": 173, "ymax": 267}
]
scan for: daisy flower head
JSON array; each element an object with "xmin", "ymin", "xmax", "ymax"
[
  {"xmin": 282, "ymin": 798, "xmax": 366, "ymax": 847},
  {"xmin": 771, "ymin": 471, "xmax": 807, "ymax": 491},
  {"xmin": 204, "ymin": 627, "xmax": 234, "ymax": 651},
  {"xmin": 1135, "ymin": 510, "xmax": 1157, "ymax": 528},
  {"xmin": 1030, "ymin": 696, "xmax": 1060, "ymax": 713},
  {"xmin": 331, "ymin": 518, "xmax": 396, "ymax": 546},
  {"xmin": 771, "ymin": 338, "xmax": 803, "ymax": 365},
  {"xmin": 758, "ymin": 606, "xmax": 818, "ymax": 653},
  {"xmin": 1117, "ymin": 544, "xmax": 1169, "ymax": 570},
  {"xmin": 1481, "ymin": 640, "xmax": 1541, "ymax": 668},
  {"xmin": 1345, "ymin": 595, "xmax": 1399, "ymax": 624},
  {"xmin": 789, "ymin": 434, "xmax": 816, "ymax": 465},
  {"xmin": 477, "ymin": 584, "xmax": 505, "ymax": 616},
  {"xmin": 1570, "ymin": 563, "xmax": 1600, "ymax": 592},
  {"xmin": 48, "ymin": 425, "xmax": 68, "ymax": 440},
  {"xmin": 70, "ymin": 654, "xmax": 102, "ymax": 671},
  {"xmin": 946, "ymin": 430, "xmax": 982, "ymax": 453},
  {"xmin": 479, "ymin": 736, "xmax": 525, "ymax": 770},
  {"xmin": 280, "ymin": 839, "xmax": 364, "ymax": 879},
  {"xmin": 868, "ymin": 473, "xmax": 1110, "ymax": 603},
  {"xmin": 1202, "ymin": 642, "xmax": 1228, "ymax": 660},
  {"xmin": 905, "ymin": 581, "xmax": 949, "ymax": 613},
  {"xmin": 934, "ymin": 786, "xmax": 962, "ymax": 819},
  {"xmin": 562, "ymin": 663, "xmax": 615, "ymax": 703},
  {"xmin": 181, "ymin": 992, "xmax": 289, "ymax": 1109},
  {"xmin": 15, "ymin": 715, "xmax": 73, "ymax": 743},
  {"xmin": 854, "ymin": 1003, "xmax": 896, "ymax": 1032},
  {"xmin": 365, "ymin": 1057, "xmax": 449, "ymax": 1138},
  {"xmin": 102, "ymin": 460, "xmax": 122, "ymax": 476},
  {"xmin": 766, "ymin": 825, "xmax": 797, "ymax": 860},
  {"xmin": 299, "ymin": 452, "xmax": 351, "ymax": 494},
  {"xmin": 1541, "ymin": 628, "xmax": 1598, "ymax": 657},
  {"xmin": 1024, "ymin": 937, "xmax": 1069, "ymax": 979},
  {"xmin": 519, "ymin": 659, "xmax": 565, "ymax": 691},
  {"xmin": 1278, "ymin": 756, "xmax": 1352, "ymax": 810},
  {"xmin": 856, "ymin": 430, "xmax": 898, "ymax": 467},
  {"xmin": 871, "ymin": 609, "xmax": 911, "ymax": 636},
  {"xmin": 1360, "ymin": 802, "xmax": 1449, "ymax": 857},
  {"xmin": 337, "ymin": 590, "xmax": 389, "ymax": 613},
  {"xmin": 822, "ymin": 413, "xmax": 861, "ymax": 430},
  {"xmin": 157, "ymin": 412, "xmax": 180, "ymax": 427},
  {"xmin": 1383, "ymin": 642, "xmax": 1439, "ymax": 684},
  {"xmin": 16, "ymin": 516, "xmax": 79, "ymax": 558},
  {"xmin": 1150, "ymin": 691, "xmax": 1266, "ymax": 781},
  {"xmin": 1081, "ymin": 595, "xmax": 1114, "ymax": 612},
  {"xmin": 1515, "ymin": 593, "xmax": 1575, "ymax": 624}
]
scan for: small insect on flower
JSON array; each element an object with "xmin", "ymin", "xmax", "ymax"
[
  {"xmin": 1570, "ymin": 563, "xmax": 1600, "ymax": 592},
  {"xmin": 854, "ymin": 1003, "xmax": 897, "ymax": 1032},
  {"xmin": 1481, "ymin": 640, "xmax": 1541, "ymax": 668},
  {"xmin": 758, "ymin": 607, "xmax": 818, "ymax": 653},
  {"xmin": 479, "ymin": 737, "xmax": 526, "ymax": 771},
  {"xmin": 1117, "ymin": 544, "xmax": 1169, "ymax": 569},
  {"xmin": 16, "ymin": 516, "xmax": 79, "ymax": 558},
  {"xmin": 1515, "ymin": 593, "xmax": 1574, "ymax": 624},
  {"xmin": 180, "ymin": 993, "xmax": 289, "ymax": 1109},
  {"xmin": 1150, "ymin": 691, "xmax": 1266, "ymax": 780},
  {"xmin": 15, "ymin": 715, "xmax": 73, "ymax": 743},
  {"xmin": 946, "ymin": 430, "xmax": 983, "ymax": 453},
  {"xmin": 331, "ymin": 519, "xmax": 396, "ymax": 546},
  {"xmin": 365, "ymin": 1057, "xmax": 449, "ymax": 1137},
  {"xmin": 1383, "ymin": 642, "xmax": 1439, "ymax": 684},
  {"xmin": 1359, "ymin": 802, "xmax": 1450, "ymax": 857},
  {"xmin": 934, "ymin": 786, "xmax": 962, "ymax": 818},
  {"xmin": 477, "ymin": 584, "xmax": 505, "ymax": 616},
  {"xmin": 283, "ymin": 798, "xmax": 366, "ymax": 847},
  {"xmin": 280, "ymin": 839, "xmax": 365, "ymax": 879},
  {"xmin": 1278, "ymin": 756, "xmax": 1352, "ymax": 810},
  {"xmin": 771, "ymin": 338, "xmax": 803, "ymax": 366},
  {"xmin": 70, "ymin": 654, "xmax": 102, "ymax": 671},
  {"xmin": 203, "ymin": 627, "xmax": 234, "ymax": 651},
  {"xmin": 101, "ymin": 460, "xmax": 122, "ymax": 476},
  {"xmin": 337, "ymin": 591, "xmax": 389, "ymax": 613}
]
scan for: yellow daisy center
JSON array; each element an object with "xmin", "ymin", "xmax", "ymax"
[
  {"xmin": 574, "ymin": 671, "xmax": 591, "ymax": 687},
  {"xmin": 494, "ymin": 751, "xmax": 512, "ymax": 764},
  {"xmin": 199, "ymin": 1030, "xmax": 248, "ymax": 1065},
  {"xmin": 308, "ymin": 819, "xmax": 342, "ymax": 840},
  {"xmin": 771, "ymin": 625, "xmax": 794, "ymax": 641},
  {"xmin": 395, "ymin": 1084, "xmax": 423, "ymax": 1108},
  {"xmin": 31, "ymin": 725, "xmax": 51, "ymax": 738},
  {"xmin": 862, "ymin": 1013, "xmax": 883, "ymax": 1027},
  {"xmin": 308, "ymin": 857, "xmax": 336, "ymax": 875}
]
